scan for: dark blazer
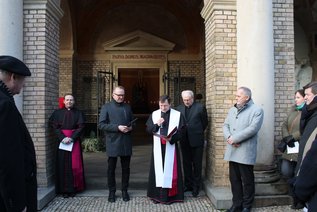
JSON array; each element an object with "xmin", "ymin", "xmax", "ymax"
[
  {"xmin": 295, "ymin": 110, "xmax": 317, "ymax": 174},
  {"xmin": 98, "ymin": 100, "xmax": 134, "ymax": 157},
  {"xmin": 176, "ymin": 102, "xmax": 208, "ymax": 147},
  {"xmin": 0, "ymin": 82, "xmax": 37, "ymax": 211}
]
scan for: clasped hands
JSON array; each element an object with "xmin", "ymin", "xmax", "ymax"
[
  {"xmin": 227, "ymin": 136, "xmax": 240, "ymax": 147},
  {"xmin": 61, "ymin": 137, "xmax": 73, "ymax": 144},
  {"xmin": 118, "ymin": 125, "xmax": 132, "ymax": 133}
]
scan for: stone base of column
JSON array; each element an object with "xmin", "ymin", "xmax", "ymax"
[
  {"xmin": 204, "ymin": 166, "xmax": 292, "ymax": 210},
  {"xmin": 37, "ymin": 186, "xmax": 55, "ymax": 210},
  {"xmin": 254, "ymin": 164, "xmax": 288, "ymax": 195}
]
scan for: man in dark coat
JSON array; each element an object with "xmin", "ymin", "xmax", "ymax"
[
  {"xmin": 98, "ymin": 86, "xmax": 134, "ymax": 203},
  {"xmin": 176, "ymin": 90, "xmax": 208, "ymax": 197},
  {"xmin": 293, "ymin": 81, "xmax": 317, "ymax": 211},
  {"xmin": 0, "ymin": 55, "xmax": 37, "ymax": 212},
  {"xmin": 295, "ymin": 81, "xmax": 317, "ymax": 175},
  {"xmin": 294, "ymin": 136, "xmax": 317, "ymax": 212}
]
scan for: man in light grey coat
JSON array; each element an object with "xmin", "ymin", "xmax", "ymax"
[{"xmin": 223, "ymin": 87, "xmax": 264, "ymax": 212}]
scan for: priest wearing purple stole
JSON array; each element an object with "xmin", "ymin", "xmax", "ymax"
[
  {"xmin": 146, "ymin": 95, "xmax": 186, "ymax": 204},
  {"xmin": 49, "ymin": 94, "xmax": 85, "ymax": 197}
]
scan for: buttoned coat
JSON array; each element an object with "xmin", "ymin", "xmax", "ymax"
[
  {"xmin": 98, "ymin": 100, "xmax": 134, "ymax": 157},
  {"xmin": 280, "ymin": 105, "xmax": 302, "ymax": 161},
  {"xmin": 0, "ymin": 82, "xmax": 37, "ymax": 211},
  {"xmin": 176, "ymin": 102, "xmax": 208, "ymax": 147},
  {"xmin": 223, "ymin": 99, "xmax": 264, "ymax": 165}
]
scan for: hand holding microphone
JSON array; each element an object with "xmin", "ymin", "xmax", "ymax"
[{"xmin": 157, "ymin": 118, "xmax": 165, "ymax": 128}]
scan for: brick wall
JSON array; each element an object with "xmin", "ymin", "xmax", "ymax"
[
  {"xmin": 23, "ymin": 0, "xmax": 63, "ymax": 187},
  {"xmin": 273, "ymin": 0, "xmax": 295, "ymax": 150},
  {"xmin": 167, "ymin": 60, "xmax": 205, "ymax": 105},
  {"xmin": 76, "ymin": 60, "xmax": 111, "ymax": 123},
  {"xmin": 59, "ymin": 57, "xmax": 73, "ymax": 96}
]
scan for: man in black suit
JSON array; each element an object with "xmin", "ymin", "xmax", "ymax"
[
  {"xmin": 177, "ymin": 90, "xmax": 208, "ymax": 197},
  {"xmin": 0, "ymin": 55, "xmax": 37, "ymax": 212}
]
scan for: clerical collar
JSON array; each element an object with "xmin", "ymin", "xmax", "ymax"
[{"xmin": 161, "ymin": 109, "xmax": 171, "ymax": 114}]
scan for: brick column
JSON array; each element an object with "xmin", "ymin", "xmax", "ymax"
[
  {"xmin": 273, "ymin": 0, "xmax": 295, "ymax": 148},
  {"xmin": 201, "ymin": 0, "xmax": 237, "ymax": 208},
  {"xmin": 23, "ymin": 0, "xmax": 63, "ymax": 209}
]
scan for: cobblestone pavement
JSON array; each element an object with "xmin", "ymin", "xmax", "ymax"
[{"xmin": 40, "ymin": 191, "xmax": 303, "ymax": 212}]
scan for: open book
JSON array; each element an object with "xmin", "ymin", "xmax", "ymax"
[{"xmin": 153, "ymin": 126, "xmax": 178, "ymax": 140}]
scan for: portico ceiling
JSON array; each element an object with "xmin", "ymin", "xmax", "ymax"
[{"xmin": 60, "ymin": 0, "xmax": 204, "ymax": 55}]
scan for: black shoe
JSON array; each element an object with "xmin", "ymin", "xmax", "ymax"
[
  {"xmin": 122, "ymin": 190, "xmax": 130, "ymax": 202},
  {"xmin": 152, "ymin": 200, "xmax": 159, "ymax": 204},
  {"xmin": 62, "ymin": 194, "xmax": 69, "ymax": 198},
  {"xmin": 108, "ymin": 191, "xmax": 116, "ymax": 202},
  {"xmin": 291, "ymin": 202, "xmax": 304, "ymax": 209},
  {"xmin": 226, "ymin": 205, "xmax": 242, "ymax": 212},
  {"xmin": 184, "ymin": 186, "xmax": 193, "ymax": 192},
  {"xmin": 192, "ymin": 190, "xmax": 199, "ymax": 197},
  {"xmin": 241, "ymin": 208, "xmax": 251, "ymax": 212}
]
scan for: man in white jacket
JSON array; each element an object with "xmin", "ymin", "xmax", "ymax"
[{"xmin": 223, "ymin": 87, "xmax": 264, "ymax": 212}]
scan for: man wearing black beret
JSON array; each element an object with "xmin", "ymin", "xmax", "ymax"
[{"xmin": 0, "ymin": 55, "xmax": 37, "ymax": 212}]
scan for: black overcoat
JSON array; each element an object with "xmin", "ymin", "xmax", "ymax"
[
  {"xmin": 98, "ymin": 100, "xmax": 134, "ymax": 157},
  {"xmin": 176, "ymin": 102, "xmax": 208, "ymax": 147},
  {"xmin": 0, "ymin": 82, "xmax": 37, "ymax": 212},
  {"xmin": 294, "ymin": 137, "xmax": 317, "ymax": 211}
]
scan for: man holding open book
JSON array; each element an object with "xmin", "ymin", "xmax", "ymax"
[{"xmin": 146, "ymin": 95, "xmax": 186, "ymax": 204}]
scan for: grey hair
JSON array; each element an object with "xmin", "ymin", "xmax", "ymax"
[
  {"xmin": 303, "ymin": 81, "xmax": 317, "ymax": 95},
  {"xmin": 238, "ymin": 86, "xmax": 252, "ymax": 99},
  {"xmin": 0, "ymin": 69, "xmax": 10, "ymax": 80},
  {"xmin": 181, "ymin": 90, "xmax": 194, "ymax": 98}
]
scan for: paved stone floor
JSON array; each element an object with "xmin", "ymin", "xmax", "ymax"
[
  {"xmin": 40, "ymin": 143, "xmax": 304, "ymax": 211},
  {"xmin": 40, "ymin": 190, "xmax": 303, "ymax": 212}
]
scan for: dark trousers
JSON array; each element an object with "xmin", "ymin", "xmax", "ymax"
[
  {"xmin": 107, "ymin": 156, "xmax": 131, "ymax": 192},
  {"xmin": 229, "ymin": 161, "xmax": 254, "ymax": 209},
  {"xmin": 181, "ymin": 143, "xmax": 203, "ymax": 191}
]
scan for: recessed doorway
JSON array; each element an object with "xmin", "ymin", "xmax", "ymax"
[
  {"xmin": 118, "ymin": 68, "xmax": 160, "ymax": 114},
  {"xmin": 118, "ymin": 68, "xmax": 160, "ymax": 146}
]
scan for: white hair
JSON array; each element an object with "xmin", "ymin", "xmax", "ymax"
[{"xmin": 181, "ymin": 90, "xmax": 194, "ymax": 98}]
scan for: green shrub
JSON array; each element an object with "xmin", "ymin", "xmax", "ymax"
[{"xmin": 81, "ymin": 131, "xmax": 105, "ymax": 152}]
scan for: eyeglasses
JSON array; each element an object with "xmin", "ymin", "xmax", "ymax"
[{"xmin": 113, "ymin": 93, "xmax": 125, "ymax": 97}]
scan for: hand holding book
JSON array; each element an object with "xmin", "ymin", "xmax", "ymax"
[
  {"xmin": 127, "ymin": 118, "xmax": 138, "ymax": 127},
  {"xmin": 153, "ymin": 126, "xmax": 178, "ymax": 141}
]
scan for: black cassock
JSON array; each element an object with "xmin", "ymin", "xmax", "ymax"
[
  {"xmin": 146, "ymin": 109, "xmax": 185, "ymax": 204},
  {"xmin": 49, "ymin": 107, "xmax": 85, "ymax": 194}
]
